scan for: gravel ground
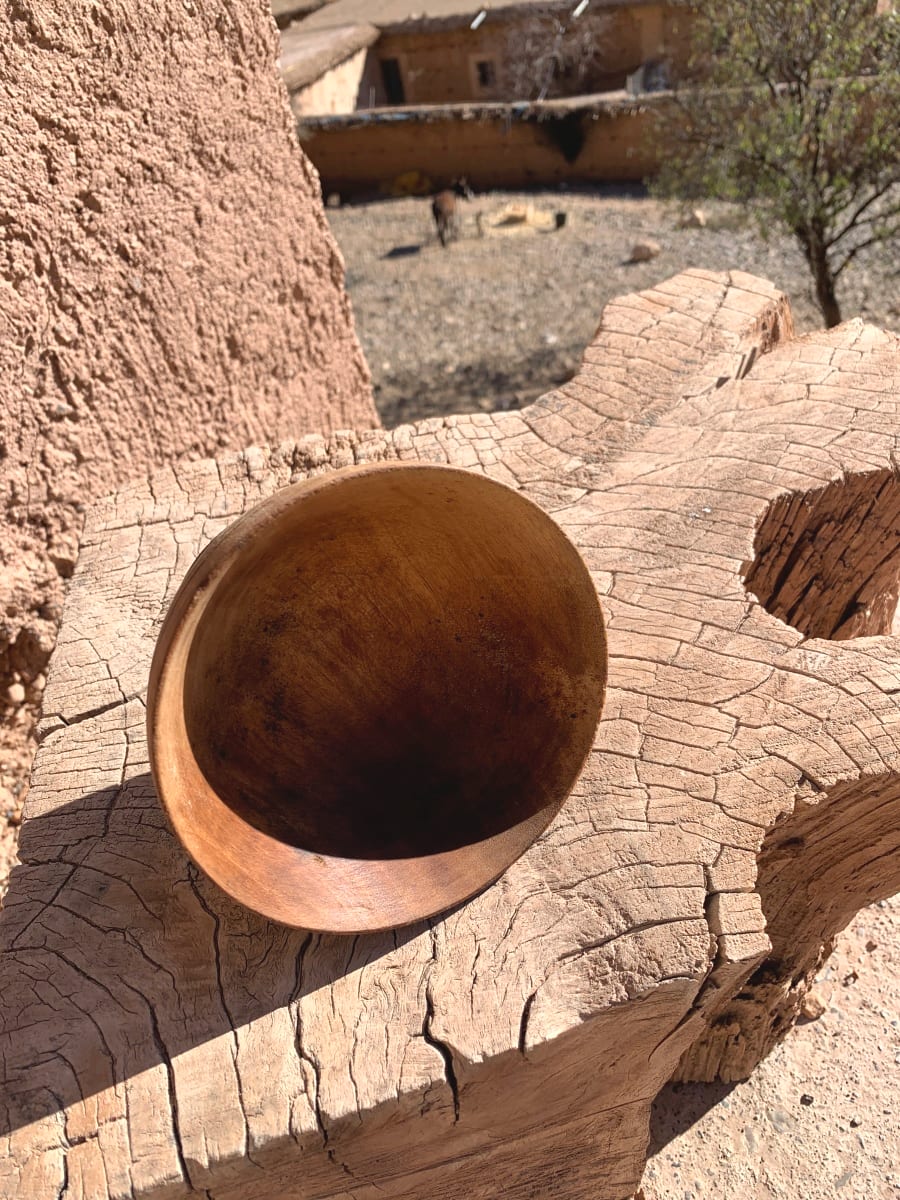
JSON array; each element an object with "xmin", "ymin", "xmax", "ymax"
[
  {"xmin": 644, "ymin": 895, "xmax": 900, "ymax": 1200},
  {"xmin": 329, "ymin": 188, "xmax": 900, "ymax": 1199},
  {"xmin": 327, "ymin": 187, "xmax": 899, "ymax": 427}
]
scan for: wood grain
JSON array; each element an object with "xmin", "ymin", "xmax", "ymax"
[{"xmin": 3, "ymin": 270, "xmax": 900, "ymax": 1200}]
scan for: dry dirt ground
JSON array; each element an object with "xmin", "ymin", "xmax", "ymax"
[
  {"xmin": 326, "ymin": 187, "xmax": 899, "ymax": 428},
  {"xmin": 644, "ymin": 895, "xmax": 900, "ymax": 1200},
  {"xmin": 329, "ymin": 188, "xmax": 900, "ymax": 1199},
  {"xmin": 1, "ymin": 188, "xmax": 898, "ymax": 1195}
]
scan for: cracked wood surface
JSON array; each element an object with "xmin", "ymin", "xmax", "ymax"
[{"xmin": 3, "ymin": 269, "xmax": 900, "ymax": 1199}]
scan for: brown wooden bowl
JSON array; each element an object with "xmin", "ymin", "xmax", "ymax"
[{"xmin": 147, "ymin": 463, "xmax": 607, "ymax": 932}]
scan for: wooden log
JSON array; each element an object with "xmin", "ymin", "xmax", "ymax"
[{"xmin": 3, "ymin": 269, "xmax": 900, "ymax": 1199}]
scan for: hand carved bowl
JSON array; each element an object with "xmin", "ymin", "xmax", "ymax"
[{"xmin": 147, "ymin": 463, "xmax": 607, "ymax": 932}]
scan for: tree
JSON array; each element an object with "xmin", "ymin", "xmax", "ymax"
[
  {"xmin": 653, "ymin": 0, "xmax": 900, "ymax": 326},
  {"xmin": 503, "ymin": 11, "xmax": 612, "ymax": 102}
]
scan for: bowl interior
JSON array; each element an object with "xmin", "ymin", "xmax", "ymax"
[{"xmin": 152, "ymin": 465, "xmax": 606, "ymax": 930}]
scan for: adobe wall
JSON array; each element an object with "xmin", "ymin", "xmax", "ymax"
[
  {"xmin": 291, "ymin": 46, "xmax": 385, "ymax": 116},
  {"xmin": 661, "ymin": 2, "xmax": 694, "ymax": 66},
  {"xmin": 0, "ymin": 0, "xmax": 378, "ymax": 861},
  {"xmin": 299, "ymin": 100, "xmax": 658, "ymax": 194}
]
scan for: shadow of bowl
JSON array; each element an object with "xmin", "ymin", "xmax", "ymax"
[{"xmin": 147, "ymin": 464, "xmax": 607, "ymax": 932}]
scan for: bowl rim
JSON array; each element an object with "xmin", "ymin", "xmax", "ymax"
[{"xmin": 146, "ymin": 461, "xmax": 607, "ymax": 932}]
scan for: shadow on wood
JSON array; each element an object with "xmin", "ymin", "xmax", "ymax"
[{"xmin": 0, "ymin": 773, "xmax": 428, "ymax": 1139}]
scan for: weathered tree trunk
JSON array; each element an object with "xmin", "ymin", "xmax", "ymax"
[
  {"xmin": 3, "ymin": 270, "xmax": 900, "ymax": 1199},
  {"xmin": 801, "ymin": 231, "xmax": 842, "ymax": 327}
]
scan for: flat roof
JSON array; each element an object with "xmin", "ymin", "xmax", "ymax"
[
  {"xmin": 297, "ymin": 89, "xmax": 652, "ymax": 129},
  {"xmin": 300, "ymin": 0, "xmax": 659, "ymax": 35},
  {"xmin": 271, "ymin": 0, "xmax": 330, "ymax": 28},
  {"xmin": 279, "ymin": 21, "xmax": 380, "ymax": 91}
]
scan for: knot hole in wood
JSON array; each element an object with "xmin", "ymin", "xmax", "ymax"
[{"xmin": 742, "ymin": 467, "xmax": 900, "ymax": 640}]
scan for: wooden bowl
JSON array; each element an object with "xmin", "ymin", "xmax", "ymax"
[{"xmin": 147, "ymin": 463, "xmax": 607, "ymax": 932}]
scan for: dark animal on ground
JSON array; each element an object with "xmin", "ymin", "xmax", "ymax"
[{"xmin": 432, "ymin": 178, "xmax": 473, "ymax": 247}]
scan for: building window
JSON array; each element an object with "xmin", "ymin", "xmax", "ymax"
[
  {"xmin": 475, "ymin": 59, "xmax": 496, "ymax": 88},
  {"xmin": 380, "ymin": 58, "xmax": 405, "ymax": 104}
]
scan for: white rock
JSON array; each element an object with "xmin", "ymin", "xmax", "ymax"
[{"xmin": 678, "ymin": 208, "xmax": 707, "ymax": 229}]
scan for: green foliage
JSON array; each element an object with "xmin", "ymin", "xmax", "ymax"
[{"xmin": 654, "ymin": 0, "xmax": 900, "ymax": 325}]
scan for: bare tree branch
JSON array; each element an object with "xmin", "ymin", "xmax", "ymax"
[{"xmin": 652, "ymin": 0, "xmax": 900, "ymax": 326}]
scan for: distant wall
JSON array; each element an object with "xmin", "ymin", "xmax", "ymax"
[
  {"xmin": 298, "ymin": 97, "xmax": 660, "ymax": 194},
  {"xmin": 660, "ymin": 3, "xmax": 694, "ymax": 67},
  {"xmin": 291, "ymin": 46, "xmax": 385, "ymax": 116},
  {"xmin": 370, "ymin": 4, "xmax": 689, "ymax": 106}
]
